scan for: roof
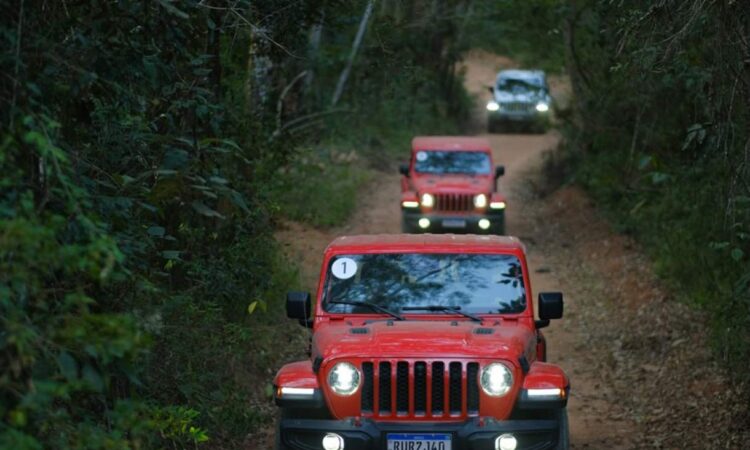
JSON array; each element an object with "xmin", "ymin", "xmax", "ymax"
[
  {"xmin": 326, "ymin": 234, "xmax": 525, "ymax": 253},
  {"xmin": 411, "ymin": 136, "xmax": 492, "ymax": 152},
  {"xmin": 496, "ymin": 69, "xmax": 545, "ymax": 85}
]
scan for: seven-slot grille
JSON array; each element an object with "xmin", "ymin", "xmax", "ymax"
[
  {"xmin": 360, "ymin": 360, "xmax": 480, "ymax": 418},
  {"xmin": 434, "ymin": 193, "xmax": 474, "ymax": 212},
  {"xmin": 500, "ymin": 101, "xmax": 535, "ymax": 112}
]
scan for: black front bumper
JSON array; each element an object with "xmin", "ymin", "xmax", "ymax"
[
  {"xmin": 402, "ymin": 210, "xmax": 505, "ymax": 234},
  {"xmin": 279, "ymin": 417, "xmax": 560, "ymax": 450}
]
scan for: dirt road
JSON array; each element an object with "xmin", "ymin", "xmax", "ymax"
[{"xmin": 271, "ymin": 50, "xmax": 745, "ymax": 449}]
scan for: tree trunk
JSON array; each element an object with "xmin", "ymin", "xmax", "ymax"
[
  {"xmin": 304, "ymin": 10, "xmax": 325, "ymax": 94},
  {"xmin": 331, "ymin": 0, "xmax": 376, "ymax": 106}
]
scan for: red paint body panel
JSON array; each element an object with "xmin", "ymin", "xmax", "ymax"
[
  {"xmin": 522, "ymin": 362, "xmax": 569, "ymax": 390},
  {"xmin": 274, "ymin": 361, "xmax": 319, "ymax": 389},
  {"xmin": 401, "ymin": 136, "xmax": 504, "ymax": 215},
  {"xmin": 411, "ymin": 136, "xmax": 492, "ymax": 152},
  {"xmin": 274, "ymin": 234, "xmax": 568, "ymax": 423}
]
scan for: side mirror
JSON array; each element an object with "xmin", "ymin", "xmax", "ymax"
[
  {"xmin": 538, "ymin": 292, "xmax": 563, "ymax": 320},
  {"xmin": 495, "ymin": 165, "xmax": 505, "ymax": 179},
  {"xmin": 487, "ymin": 85, "xmax": 495, "ymax": 94},
  {"xmin": 399, "ymin": 163, "xmax": 410, "ymax": 177},
  {"xmin": 286, "ymin": 291, "xmax": 312, "ymax": 326}
]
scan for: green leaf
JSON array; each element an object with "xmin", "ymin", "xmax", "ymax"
[
  {"xmin": 161, "ymin": 250, "xmax": 181, "ymax": 260},
  {"xmin": 731, "ymin": 248, "xmax": 744, "ymax": 262},
  {"xmin": 82, "ymin": 365, "xmax": 104, "ymax": 392},
  {"xmin": 191, "ymin": 201, "xmax": 224, "ymax": 219},
  {"xmin": 57, "ymin": 352, "xmax": 78, "ymax": 381},
  {"xmin": 157, "ymin": 0, "xmax": 189, "ymax": 19},
  {"xmin": 247, "ymin": 301, "xmax": 258, "ymax": 315},
  {"xmin": 147, "ymin": 226, "xmax": 166, "ymax": 237}
]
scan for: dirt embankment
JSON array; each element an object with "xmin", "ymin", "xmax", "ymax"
[{"xmin": 265, "ymin": 49, "xmax": 747, "ymax": 449}]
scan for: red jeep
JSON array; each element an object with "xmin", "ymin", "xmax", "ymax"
[
  {"xmin": 274, "ymin": 234, "xmax": 570, "ymax": 450},
  {"xmin": 399, "ymin": 137, "xmax": 507, "ymax": 234}
]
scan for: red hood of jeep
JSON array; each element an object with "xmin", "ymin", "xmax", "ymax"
[
  {"xmin": 313, "ymin": 319, "xmax": 531, "ymax": 361},
  {"xmin": 410, "ymin": 174, "xmax": 494, "ymax": 194}
]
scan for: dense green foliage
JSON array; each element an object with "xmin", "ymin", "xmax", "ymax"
[
  {"xmin": 559, "ymin": 1, "xmax": 750, "ymax": 383},
  {"xmin": 0, "ymin": 1, "xmax": 475, "ymax": 447},
  {"xmin": 464, "ymin": 0, "xmax": 567, "ymax": 72}
]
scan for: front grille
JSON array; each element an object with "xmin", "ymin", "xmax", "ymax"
[
  {"xmin": 435, "ymin": 193, "xmax": 473, "ymax": 212},
  {"xmin": 360, "ymin": 360, "xmax": 480, "ymax": 418},
  {"xmin": 500, "ymin": 101, "xmax": 534, "ymax": 112}
]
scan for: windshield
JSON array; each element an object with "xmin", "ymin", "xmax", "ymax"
[
  {"xmin": 414, "ymin": 150, "xmax": 491, "ymax": 175},
  {"xmin": 497, "ymin": 78, "xmax": 542, "ymax": 94},
  {"xmin": 322, "ymin": 253, "xmax": 526, "ymax": 315}
]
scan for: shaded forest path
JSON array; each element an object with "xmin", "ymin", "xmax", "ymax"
[{"xmin": 269, "ymin": 50, "xmax": 741, "ymax": 449}]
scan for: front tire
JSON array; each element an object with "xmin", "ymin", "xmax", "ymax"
[
  {"xmin": 556, "ymin": 409, "xmax": 570, "ymax": 450},
  {"xmin": 274, "ymin": 411, "xmax": 291, "ymax": 450}
]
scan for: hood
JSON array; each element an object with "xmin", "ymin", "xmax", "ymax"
[
  {"xmin": 313, "ymin": 320, "xmax": 532, "ymax": 362},
  {"xmin": 410, "ymin": 173, "xmax": 494, "ymax": 194},
  {"xmin": 494, "ymin": 89, "xmax": 546, "ymax": 104}
]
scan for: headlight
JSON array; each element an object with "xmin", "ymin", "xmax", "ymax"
[
  {"xmin": 486, "ymin": 101, "xmax": 500, "ymax": 112},
  {"xmin": 480, "ymin": 363, "xmax": 513, "ymax": 396},
  {"xmin": 474, "ymin": 194, "xmax": 488, "ymax": 208},
  {"xmin": 535, "ymin": 102, "xmax": 549, "ymax": 113},
  {"xmin": 328, "ymin": 362, "xmax": 360, "ymax": 396},
  {"xmin": 421, "ymin": 193, "xmax": 435, "ymax": 208}
]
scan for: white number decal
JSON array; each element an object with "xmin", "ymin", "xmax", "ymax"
[{"xmin": 331, "ymin": 258, "xmax": 357, "ymax": 280}]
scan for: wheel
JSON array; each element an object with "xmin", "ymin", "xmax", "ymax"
[
  {"xmin": 274, "ymin": 420, "xmax": 290, "ymax": 450},
  {"xmin": 488, "ymin": 119, "xmax": 502, "ymax": 134},
  {"xmin": 556, "ymin": 409, "xmax": 570, "ymax": 450},
  {"xmin": 401, "ymin": 215, "xmax": 416, "ymax": 233}
]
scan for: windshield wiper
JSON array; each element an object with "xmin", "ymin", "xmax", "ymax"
[
  {"xmin": 401, "ymin": 305, "xmax": 482, "ymax": 322},
  {"xmin": 328, "ymin": 300, "xmax": 405, "ymax": 321}
]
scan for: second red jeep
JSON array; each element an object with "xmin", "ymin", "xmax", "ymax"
[
  {"xmin": 274, "ymin": 234, "xmax": 570, "ymax": 450},
  {"xmin": 399, "ymin": 136, "xmax": 507, "ymax": 234}
]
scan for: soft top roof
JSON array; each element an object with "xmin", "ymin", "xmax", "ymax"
[
  {"xmin": 411, "ymin": 136, "xmax": 491, "ymax": 152},
  {"xmin": 326, "ymin": 234, "xmax": 525, "ymax": 254}
]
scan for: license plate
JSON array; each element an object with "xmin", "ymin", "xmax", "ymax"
[
  {"xmin": 441, "ymin": 219, "xmax": 466, "ymax": 229},
  {"xmin": 387, "ymin": 433, "xmax": 451, "ymax": 450}
]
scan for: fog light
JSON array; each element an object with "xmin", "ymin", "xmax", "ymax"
[
  {"xmin": 418, "ymin": 218, "xmax": 431, "ymax": 229},
  {"xmin": 322, "ymin": 433, "xmax": 344, "ymax": 450},
  {"xmin": 535, "ymin": 102, "xmax": 549, "ymax": 112},
  {"xmin": 490, "ymin": 201, "xmax": 506, "ymax": 210},
  {"xmin": 478, "ymin": 219, "xmax": 491, "ymax": 230},
  {"xmin": 495, "ymin": 434, "xmax": 517, "ymax": 450},
  {"xmin": 487, "ymin": 101, "xmax": 500, "ymax": 111}
]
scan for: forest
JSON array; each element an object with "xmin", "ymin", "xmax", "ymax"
[{"xmin": 1, "ymin": 0, "xmax": 747, "ymax": 448}]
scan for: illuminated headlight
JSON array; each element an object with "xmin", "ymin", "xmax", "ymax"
[
  {"xmin": 474, "ymin": 194, "xmax": 488, "ymax": 208},
  {"xmin": 535, "ymin": 102, "xmax": 550, "ymax": 113},
  {"xmin": 420, "ymin": 193, "xmax": 435, "ymax": 208},
  {"xmin": 486, "ymin": 101, "xmax": 500, "ymax": 112},
  {"xmin": 328, "ymin": 362, "xmax": 360, "ymax": 396},
  {"xmin": 322, "ymin": 433, "xmax": 345, "ymax": 450},
  {"xmin": 490, "ymin": 201, "xmax": 506, "ymax": 210},
  {"xmin": 402, "ymin": 200, "xmax": 419, "ymax": 208},
  {"xmin": 480, "ymin": 363, "xmax": 513, "ymax": 396},
  {"xmin": 495, "ymin": 434, "xmax": 517, "ymax": 450}
]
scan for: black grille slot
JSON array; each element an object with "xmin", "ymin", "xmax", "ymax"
[
  {"xmin": 436, "ymin": 193, "xmax": 474, "ymax": 212},
  {"xmin": 432, "ymin": 362, "xmax": 445, "ymax": 415},
  {"xmin": 379, "ymin": 362, "xmax": 391, "ymax": 414},
  {"xmin": 350, "ymin": 327, "xmax": 369, "ymax": 334},
  {"xmin": 414, "ymin": 362, "xmax": 427, "ymax": 414},
  {"xmin": 467, "ymin": 363, "xmax": 480, "ymax": 414},
  {"xmin": 449, "ymin": 362, "xmax": 462, "ymax": 414},
  {"xmin": 366, "ymin": 360, "xmax": 476, "ymax": 418},
  {"xmin": 361, "ymin": 362, "xmax": 374, "ymax": 412},
  {"xmin": 396, "ymin": 362, "xmax": 409, "ymax": 414}
]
